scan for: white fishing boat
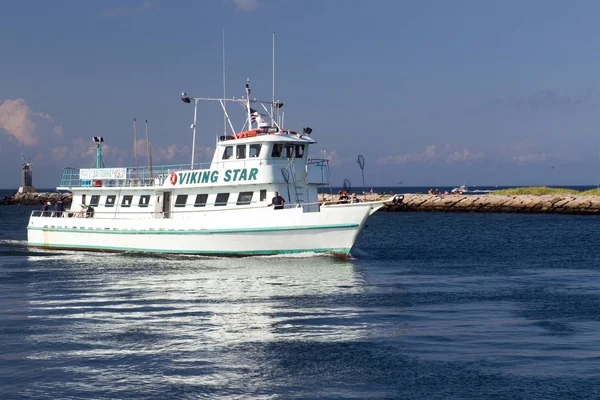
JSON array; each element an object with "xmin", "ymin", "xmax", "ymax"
[{"xmin": 27, "ymin": 80, "xmax": 399, "ymax": 256}]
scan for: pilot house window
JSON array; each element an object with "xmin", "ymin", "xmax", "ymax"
[
  {"xmin": 236, "ymin": 145, "xmax": 246, "ymax": 159},
  {"xmin": 250, "ymin": 144, "xmax": 261, "ymax": 157},
  {"xmin": 285, "ymin": 145, "xmax": 294, "ymax": 158},
  {"xmin": 222, "ymin": 146, "xmax": 233, "ymax": 160},
  {"xmin": 271, "ymin": 144, "xmax": 283, "ymax": 158}
]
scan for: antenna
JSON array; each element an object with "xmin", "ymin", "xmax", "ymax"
[
  {"xmin": 222, "ymin": 29, "xmax": 227, "ymax": 137},
  {"xmin": 245, "ymin": 78, "xmax": 252, "ymax": 129},
  {"xmin": 133, "ymin": 118, "xmax": 139, "ymax": 179}
]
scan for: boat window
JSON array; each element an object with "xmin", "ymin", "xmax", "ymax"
[
  {"xmin": 82, "ymin": 194, "xmax": 87, "ymax": 205},
  {"xmin": 90, "ymin": 195, "xmax": 100, "ymax": 207},
  {"xmin": 237, "ymin": 191, "xmax": 253, "ymax": 205},
  {"xmin": 105, "ymin": 195, "xmax": 116, "ymax": 207},
  {"xmin": 139, "ymin": 195, "xmax": 150, "ymax": 207},
  {"xmin": 250, "ymin": 144, "xmax": 261, "ymax": 158},
  {"xmin": 295, "ymin": 145, "xmax": 305, "ymax": 158},
  {"xmin": 222, "ymin": 146, "xmax": 233, "ymax": 160},
  {"xmin": 285, "ymin": 145, "xmax": 294, "ymax": 158},
  {"xmin": 175, "ymin": 194, "xmax": 188, "ymax": 207},
  {"xmin": 260, "ymin": 189, "xmax": 267, "ymax": 201},
  {"xmin": 194, "ymin": 194, "xmax": 208, "ymax": 207},
  {"xmin": 271, "ymin": 143, "xmax": 283, "ymax": 158},
  {"xmin": 236, "ymin": 145, "xmax": 246, "ymax": 159},
  {"xmin": 215, "ymin": 193, "xmax": 229, "ymax": 206},
  {"xmin": 121, "ymin": 195, "xmax": 133, "ymax": 207}
]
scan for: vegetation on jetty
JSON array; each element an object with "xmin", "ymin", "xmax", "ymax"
[{"xmin": 493, "ymin": 186, "xmax": 600, "ymax": 196}]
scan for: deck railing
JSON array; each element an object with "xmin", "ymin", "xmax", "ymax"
[{"xmin": 59, "ymin": 162, "xmax": 212, "ymax": 188}]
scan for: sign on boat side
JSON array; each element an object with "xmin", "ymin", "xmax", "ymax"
[{"xmin": 169, "ymin": 167, "xmax": 260, "ymax": 186}]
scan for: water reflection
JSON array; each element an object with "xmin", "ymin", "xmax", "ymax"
[{"xmin": 22, "ymin": 252, "xmax": 367, "ymax": 397}]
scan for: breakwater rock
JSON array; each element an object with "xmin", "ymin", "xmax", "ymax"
[
  {"xmin": 0, "ymin": 192, "xmax": 72, "ymax": 206},
  {"xmin": 383, "ymin": 194, "xmax": 600, "ymax": 214}
]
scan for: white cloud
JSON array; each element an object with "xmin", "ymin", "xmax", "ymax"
[
  {"xmin": 496, "ymin": 141, "xmax": 555, "ymax": 165},
  {"xmin": 377, "ymin": 145, "xmax": 437, "ymax": 165},
  {"xmin": 49, "ymin": 138, "xmax": 127, "ymax": 166},
  {"xmin": 0, "ymin": 99, "xmax": 63, "ymax": 146},
  {"xmin": 446, "ymin": 148, "xmax": 483, "ymax": 163}
]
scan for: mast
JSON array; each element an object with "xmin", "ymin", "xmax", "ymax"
[
  {"xmin": 92, "ymin": 137, "xmax": 104, "ymax": 168},
  {"xmin": 145, "ymin": 119, "xmax": 151, "ymax": 179},
  {"xmin": 133, "ymin": 118, "xmax": 139, "ymax": 178},
  {"xmin": 222, "ymin": 29, "xmax": 227, "ymax": 137}
]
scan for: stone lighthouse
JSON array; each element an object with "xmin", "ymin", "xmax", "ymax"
[{"xmin": 18, "ymin": 157, "xmax": 36, "ymax": 194}]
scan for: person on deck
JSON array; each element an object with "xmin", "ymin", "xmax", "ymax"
[
  {"xmin": 338, "ymin": 191, "xmax": 349, "ymax": 203},
  {"xmin": 268, "ymin": 191, "xmax": 285, "ymax": 210},
  {"xmin": 54, "ymin": 200, "xmax": 64, "ymax": 217},
  {"xmin": 41, "ymin": 202, "xmax": 51, "ymax": 216}
]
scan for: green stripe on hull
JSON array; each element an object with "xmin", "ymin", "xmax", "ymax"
[
  {"xmin": 27, "ymin": 223, "xmax": 358, "ymax": 235},
  {"xmin": 27, "ymin": 242, "xmax": 351, "ymax": 255}
]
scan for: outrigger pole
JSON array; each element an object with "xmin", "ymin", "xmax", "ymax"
[{"xmin": 272, "ymin": 31, "xmax": 275, "ymax": 127}]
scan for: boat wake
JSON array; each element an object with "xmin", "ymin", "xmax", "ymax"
[
  {"xmin": 0, "ymin": 239, "xmax": 27, "ymax": 248},
  {"xmin": 0, "ymin": 239, "xmax": 69, "ymax": 257}
]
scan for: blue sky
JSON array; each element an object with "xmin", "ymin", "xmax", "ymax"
[{"xmin": 2, "ymin": 0, "xmax": 600, "ymax": 189}]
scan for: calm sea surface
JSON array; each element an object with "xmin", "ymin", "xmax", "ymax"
[{"xmin": 1, "ymin": 204, "xmax": 600, "ymax": 399}]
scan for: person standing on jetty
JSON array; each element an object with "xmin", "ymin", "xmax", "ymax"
[{"xmin": 268, "ymin": 191, "xmax": 285, "ymax": 210}]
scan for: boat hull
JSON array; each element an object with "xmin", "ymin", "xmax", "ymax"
[{"xmin": 27, "ymin": 202, "xmax": 385, "ymax": 256}]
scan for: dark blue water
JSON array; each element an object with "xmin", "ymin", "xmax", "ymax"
[{"xmin": 2, "ymin": 205, "xmax": 600, "ymax": 399}]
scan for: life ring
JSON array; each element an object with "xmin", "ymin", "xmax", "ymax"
[{"xmin": 169, "ymin": 172, "xmax": 177, "ymax": 185}]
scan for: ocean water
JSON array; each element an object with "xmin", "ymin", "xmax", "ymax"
[{"xmin": 1, "ymin": 206, "xmax": 600, "ymax": 399}]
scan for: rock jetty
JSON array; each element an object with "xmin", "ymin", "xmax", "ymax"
[
  {"xmin": 0, "ymin": 191, "xmax": 72, "ymax": 206},
  {"xmin": 320, "ymin": 193, "xmax": 600, "ymax": 215},
  {"xmin": 3, "ymin": 191, "xmax": 600, "ymax": 214}
]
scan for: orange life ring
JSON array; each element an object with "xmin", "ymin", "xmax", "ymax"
[{"xmin": 169, "ymin": 172, "xmax": 177, "ymax": 185}]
